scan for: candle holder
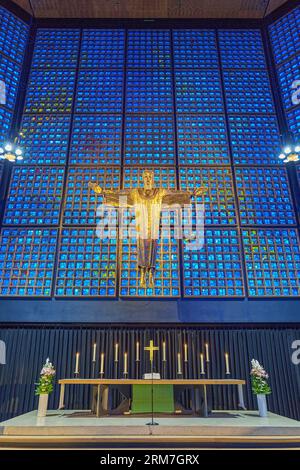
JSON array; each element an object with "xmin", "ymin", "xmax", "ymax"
[
  {"xmin": 92, "ymin": 362, "xmax": 96, "ymax": 378},
  {"xmin": 162, "ymin": 361, "xmax": 167, "ymax": 379},
  {"xmin": 123, "ymin": 372, "xmax": 128, "ymax": 379},
  {"xmin": 135, "ymin": 360, "xmax": 140, "ymax": 379},
  {"xmin": 74, "ymin": 371, "xmax": 79, "ymax": 378},
  {"xmin": 114, "ymin": 361, "xmax": 118, "ymax": 379},
  {"xmin": 99, "ymin": 372, "xmax": 104, "ymax": 378}
]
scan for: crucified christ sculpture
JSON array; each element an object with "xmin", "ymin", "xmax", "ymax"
[{"xmin": 89, "ymin": 170, "xmax": 206, "ymax": 288}]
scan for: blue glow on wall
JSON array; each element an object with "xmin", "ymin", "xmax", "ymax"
[{"xmin": 1, "ymin": 23, "xmax": 299, "ymax": 301}]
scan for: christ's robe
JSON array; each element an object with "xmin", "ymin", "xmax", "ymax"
[{"xmin": 102, "ymin": 187, "xmax": 191, "ymax": 270}]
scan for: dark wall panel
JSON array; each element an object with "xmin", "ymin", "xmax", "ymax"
[{"xmin": 0, "ymin": 325, "xmax": 299, "ymax": 422}]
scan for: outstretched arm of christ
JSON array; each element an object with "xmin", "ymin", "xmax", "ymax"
[
  {"xmin": 162, "ymin": 186, "xmax": 207, "ymax": 206},
  {"xmin": 88, "ymin": 181, "xmax": 134, "ymax": 207}
]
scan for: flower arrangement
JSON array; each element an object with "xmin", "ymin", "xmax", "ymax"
[
  {"xmin": 35, "ymin": 358, "xmax": 56, "ymax": 395},
  {"xmin": 250, "ymin": 359, "xmax": 271, "ymax": 395}
]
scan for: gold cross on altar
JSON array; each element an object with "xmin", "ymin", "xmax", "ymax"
[{"xmin": 144, "ymin": 340, "xmax": 159, "ymax": 363}]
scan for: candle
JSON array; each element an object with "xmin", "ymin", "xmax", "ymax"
[
  {"xmin": 100, "ymin": 352, "xmax": 104, "ymax": 375},
  {"xmin": 184, "ymin": 343, "xmax": 188, "ymax": 362},
  {"xmin": 200, "ymin": 353, "xmax": 205, "ymax": 375},
  {"xmin": 162, "ymin": 341, "xmax": 166, "ymax": 362},
  {"xmin": 124, "ymin": 352, "xmax": 128, "ymax": 375},
  {"xmin": 225, "ymin": 353, "xmax": 230, "ymax": 375},
  {"xmin": 136, "ymin": 341, "xmax": 140, "ymax": 362},
  {"xmin": 75, "ymin": 352, "xmax": 79, "ymax": 374},
  {"xmin": 177, "ymin": 353, "xmax": 182, "ymax": 375},
  {"xmin": 114, "ymin": 343, "xmax": 119, "ymax": 362},
  {"xmin": 92, "ymin": 343, "xmax": 97, "ymax": 362},
  {"xmin": 205, "ymin": 343, "xmax": 210, "ymax": 362}
]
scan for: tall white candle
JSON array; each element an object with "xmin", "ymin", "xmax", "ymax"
[
  {"xmin": 205, "ymin": 343, "xmax": 210, "ymax": 362},
  {"xmin": 225, "ymin": 353, "xmax": 230, "ymax": 375},
  {"xmin": 92, "ymin": 343, "xmax": 97, "ymax": 362},
  {"xmin": 114, "ymin": 343, "xmax": 119, "ymax": 362},
  {"xmin": 162, "ymin": 341, "xmax": 166, "ymax": 362},
  {"xmin": 124, "ymin": 352, "xmax": 128, "ymax": 375},
  {"xmin": 200, "ymin": 353, "xmax": 205, "ymax": 375},
  {"xmin": 100, "ymin": 353, "xmax": 104, "ymax": 375},
  {"xmin": 75, "ymin": 352, "xmax": 79, "ymax": 374},
  {"xmin": 177, "ymin": 353, "xmax": 182, "ymax": 375},
  {"xmin": 136, "ymin": 342, "xmax": 140, "ymax": 362},
  {"xmin": 184, "ymin": 343, "xmax": 188, "ymax": 362}
]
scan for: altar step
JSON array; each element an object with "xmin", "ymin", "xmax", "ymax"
[{"xmin": 0, "ymin": 410, "xmax": 300, "ymax": 449}]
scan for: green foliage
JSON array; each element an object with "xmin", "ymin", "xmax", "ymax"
[
  {"xmin": 251, "ymin": 375, "xmax": 271, "ymax": 395},
  {"xmin": 35, "ymin": 374, "xmax": 54, "ymax": 395}
]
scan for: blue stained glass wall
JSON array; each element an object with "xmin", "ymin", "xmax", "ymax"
[
  {"xmin": 1, "ymin": 21, "xmax": 300, "ymax": 301},
  {"xmin": 0, "ymin": 7, "xmax": 28, "ymax": 143},
  {"xmin": 269, "ymin": 5, "xmax": 300, "ymax": 140}
]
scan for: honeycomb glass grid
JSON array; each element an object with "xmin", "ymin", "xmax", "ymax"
[
  {"xmin": 179, "ymin": 167, "xmax": 237, "ymax": 225},
  {"xmin": 80, "ymin": 29, "xmax": 125, "ymax": 68},
  {"xmin": 32, "ymin": 29, "xmax": 80, "ymax": 69},
  {"xmin": 228, "ymin": 114, "xmax": 281, "ymax": 165},
  {"xmin": 76, "ymin": 69, "xmax": 123, "ymax": 113},
  {"xmin": 223, "ymin": 70, "xmax": 274, "ymax": 114},
  {"xmin": 124, "ymin": 115, "xmax": 175, "ymax": 165},
  {"xmin": 126, "ymin": 69, "xmax": 173, "ymax": 113},
  {"xmin": 287, "ymin": 107, "xmax": 300, "ymax": 140},
  {"xmin": 70, "ymin": 114, "xmax": 122, "ymax": 165},
  {"xmin": 0, "ymin": 6, "xmax": 28, "ymax": 64},
  {"xmin": 183, "ymin": 229, "xmax": 244, "ymax": 297},
  {"xmin": 0, "ymin": 228, "xmax": 57, "ymax": 297},
  {"xmin": 173, "ymin": 30, "xmax": 218, "ymax": 69},
  {"xmin": 177, "ymin": 115, "xmax": 230, "ymax": 165},
  {"xmin": 119, "ymin": 228, "xmax": 180, "ymax": 297},
  {"xmin": 297, "ymin": 165, "xmax": 300, "ymax": 187},
  {"xmin": 269, "ymin": 6, "xmax": 300, "ymax": 65},
  {"xmin": 123, "ymin": 166, "xmax": 176, "ymax": 189},
  {"xmin": 0, "ymin": 55, "xmax": 22, "ymax": 111},
  {"xmin": 277, "ymin": 55, "xmax": 300, "ymax": 111},
  {"xmin": 24, "ymin": 69, "xmax": 76, "ymax": 113},
  {"xmin": 235, "ymin": 167, "xmax": 296, "ymax": 226},
  {"xmin": 127, "ymin": 30, "xmax": 171, "ymax": 69},
  {"xmin": 219, "ymin": 30, "xmax": 266, "ymax": 69},
  {"xmin": 175, "ymin": 69, "xmax": 223, "ymax": 113},
  {"xmin": 0, "ymin": 108, "xmax": 13, "ymax": 143},
  {"xmin": 55, "ymin": 228, "xmax": 117, "ymax": 297},
  {"xmin": 3, "ymin": 166, "xmax": 65, "ymax": 225},
  {"xmin": 243, "ymin": 229, "xmax": 300, "ymax": 297},
  {"xmin": 63, "ymin": 167, "xmax": 121, "ymax": 225},
  {"xmin": 19, "ymin": 115, "xmax": 71, "ymax": 165}
]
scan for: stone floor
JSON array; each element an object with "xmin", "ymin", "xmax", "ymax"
[{"xmin": 0, "ymin": 410, "xmax": 299, "ymax": 437}]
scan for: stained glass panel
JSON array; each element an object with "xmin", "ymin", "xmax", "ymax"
[
  {"xmin": 183, "ymin": 229, "xmax": 244, "ymax": 297},
  {"xmin": 0, "ymin": 228, "xmax": 57, "ymax": 297},
  {"xmin": 235, "ymin": 167, "xmax": 296, "ymax": 226},
  {"xmin": 55, "ymin": 228, "xmax": 117, "ymax": 297},
  {"xmin": 177, "ymin": 115, "xmax": 229, "ymax": 165},
  {"xmin": 124, "ymin": 114, "xmax": 175, "ymax": 165},
  {"xmin": 70, "ymin": 114, "xmax": 122, "ymax": 165},
  {"xmin": 243, "ymin": 229, "xmax": 300, "ymax": 297},
  {"xmin": 3, "ymin": 166, "xmax": 65, "ymax": 225}
]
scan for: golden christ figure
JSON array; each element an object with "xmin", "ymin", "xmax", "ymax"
[{"xmin": 89, "ymin": 170, "xmax": 206, "ymax": 288}]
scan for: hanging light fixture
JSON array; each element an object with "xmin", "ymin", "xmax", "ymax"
[
  {"xmin": 278, "ymin": 144, "xmax": 300, "ymax": 163},
  {"xmin": 0, "ymin": 142, "xmax": 23, "ymax": 163}
]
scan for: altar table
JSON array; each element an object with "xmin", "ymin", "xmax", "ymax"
[{"xmin": 58, "ymin": 378, "xmax": 246, "ymax": 418}]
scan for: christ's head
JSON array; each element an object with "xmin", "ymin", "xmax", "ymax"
[{"xmin": 142, "ymin": 170, "xmax": 154, "ymax": 190}]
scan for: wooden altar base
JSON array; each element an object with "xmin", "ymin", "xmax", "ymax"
[{"xmin": 0, "ymin": 410, "xmax": 300, "ymax": 449}]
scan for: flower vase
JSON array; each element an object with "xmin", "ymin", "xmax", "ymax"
[
  {"xmin": 257, "ymin": 394, "xmax": 267, "ymax": 417},
  {"xmin": 37, "ymin": 393, "xmax": 49, "ymax": 417}
]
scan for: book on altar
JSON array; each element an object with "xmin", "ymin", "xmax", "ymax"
[{"xmin": 143, "ymin": 373, "xmax": 161, "ymax": 380}]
